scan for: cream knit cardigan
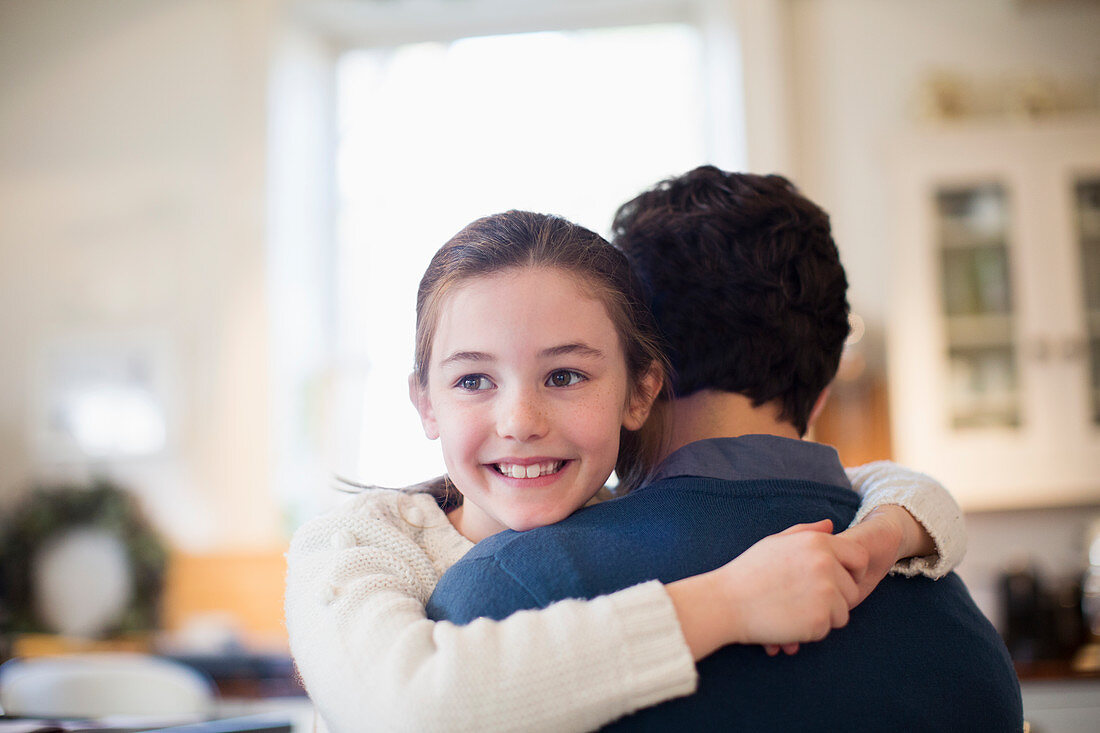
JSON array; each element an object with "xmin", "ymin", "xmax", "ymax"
[{"xmin": 285, "ymin": 460, "xmax": 963, "ymax": 733}]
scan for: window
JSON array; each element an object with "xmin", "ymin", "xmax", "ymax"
[
  {"xmin": 333, "ymin": 23, "xmax": 714, "ymax": 488},
  {"xmin": 268, "ymin": 8, "xmax": 746, "ymax": 519}
]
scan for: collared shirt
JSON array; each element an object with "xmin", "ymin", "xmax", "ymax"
[{"xmin": 650, "ymin": 434, "xmax": 851, "ymax": 489}]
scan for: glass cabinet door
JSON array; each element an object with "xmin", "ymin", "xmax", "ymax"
[
  {"xmin": 889, "ymin": 125, "xmax": 1100, "ymax": 508},
  {"xmin": 1077, "ymin": 178, "xmax": 1100, "ymax": 425},
  {"xmin": 936, "ymin": 184, "xmax": 1019, "ymax": 428}
]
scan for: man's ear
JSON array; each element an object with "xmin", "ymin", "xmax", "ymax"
[
  {"xmin": 409, "ymin": 372, "xmax": 440, "ymax": 440},
  {"xmin": 806, "ymin": 384, "xmax": 832, "ymax": 431},
  {"xmin": 623, "ymin": 362, "xmax": 663, "ymax": 431}
]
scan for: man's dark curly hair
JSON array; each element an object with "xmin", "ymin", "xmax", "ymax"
[{"xmin": 611, "ymin": 166, "xmax": 850, "ymax": 436}]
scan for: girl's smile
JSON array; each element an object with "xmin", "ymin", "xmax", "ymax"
[
  {"xmin": 490, "ymin": 459, "xmax": 567, "ymax": 480},
  {"xmin": 411, "ymin": 266, "xmax": 655, "ymax": 542}
]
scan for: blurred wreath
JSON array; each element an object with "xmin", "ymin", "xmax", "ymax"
[{"xmin": 0, "ymin": 478, "xmax": 168, "ymax": 637}]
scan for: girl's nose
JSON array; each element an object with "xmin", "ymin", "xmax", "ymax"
[{"xmin": 497, "ymin": 389, "xmax": 548, "ymax": 442}]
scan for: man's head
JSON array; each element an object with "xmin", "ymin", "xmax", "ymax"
[{"xmin": 611, "ymin": 166, "xmax": 850, "ymax": 436}]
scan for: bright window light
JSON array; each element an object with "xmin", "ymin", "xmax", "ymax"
[{"xmin": 335, "ymin": 24, "xmax": 708, "ymax": 487}]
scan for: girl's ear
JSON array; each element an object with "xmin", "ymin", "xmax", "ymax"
[
  {"xmin": 623, "ymin": 361, "xmax": 663, "ymax": 431},
  {"xmin": 409, "ymin": 372, "xmax": 440, "ymax": 440}
]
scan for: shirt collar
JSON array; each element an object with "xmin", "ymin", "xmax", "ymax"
[{"xmin": 649, "ymin": 434, "xmax": 850, "ymax": 489}]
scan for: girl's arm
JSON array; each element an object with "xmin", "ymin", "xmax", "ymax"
[
  {"xmin": 845, "ymin": 460, "xmax": 966, "ymax": 579},
  {"xmin": 829, "ymin": 460, "xmax": 966, "ymax": 623},
  {"xmin": 287, "ymin": 491, "xmax": 863, "ymax": 733},
  {"xmin": 286, "ymin": 489, "xmax": 696, "ymax": 733}
]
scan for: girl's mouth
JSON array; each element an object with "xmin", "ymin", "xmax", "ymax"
[{"xmin": 492, "ymin": 460, "xmax": 566, "ymax": 479}]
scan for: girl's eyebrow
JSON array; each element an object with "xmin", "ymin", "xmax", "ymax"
[
  {"xmin": 440, "ymin": 350, "xmax": 493, "ymax": 366},
  {"xmin": 539, "ymin": 343, "xmax": 604, "ymax": 359},
  {"xmin": 440, "ymin": 344, "xmax": 604, "ymax": 366}
]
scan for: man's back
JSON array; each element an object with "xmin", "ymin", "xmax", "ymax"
[{"xmin": 427, "ymin": 437, "xmax": 1022, "ymax": 731}]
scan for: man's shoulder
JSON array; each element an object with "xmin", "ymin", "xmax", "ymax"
[
  {"xmin": 425, "ymin": 547, "xmax": 542, "ymax": 623},
  {"xmin": 449, "ymin": 479, "xmax": 712, "ymax": 565},
  {"xmin": 426, "ymin": 490, "xmax": 688, "ymax": 624},
  {"xmin": 456, "ymin": 481, "xmax": 688, "ymax": 559}
]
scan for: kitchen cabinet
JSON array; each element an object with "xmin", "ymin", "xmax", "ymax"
[{"xmin": 887, "ymin": 119, "xmax": 1100, "ymax": 509}]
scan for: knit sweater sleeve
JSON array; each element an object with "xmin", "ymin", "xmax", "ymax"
[
  {"xmin": 285, "ymin": 490, "xmax": 697, "ymax": 733},
  {"xmin": 846, "ymin": 461, "xmax": 966, "ymax": 578}
]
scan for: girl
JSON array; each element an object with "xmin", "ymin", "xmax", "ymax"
[{"xmin": 286, "ymin": 211, "xmax": 963, "ymax": 732}]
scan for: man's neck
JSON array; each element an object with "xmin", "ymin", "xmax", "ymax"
[{"xmin": 664, "ymin": 390, "xmax": 800, "ymax": 461}]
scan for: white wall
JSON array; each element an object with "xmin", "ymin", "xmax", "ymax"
[
  {"xmin": 789, "ymin": 0, "xmax": 1100, "ymax": 327},
  {"xmin": 0, "ymin": 0, "xmax": 282, "ymax": 549}
]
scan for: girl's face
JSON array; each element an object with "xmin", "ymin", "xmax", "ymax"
[{"xmin": 412, "ymin": 267, "xmax": 657, "ymax": 542}]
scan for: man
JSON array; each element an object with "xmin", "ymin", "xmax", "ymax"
[{"xmin": 427, "ymin": 168, "xmax": 1022, "ymax": 730}]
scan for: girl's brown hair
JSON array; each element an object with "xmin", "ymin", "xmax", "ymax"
[{"xmin": 413, "ymin": 210, "xmax": 670, "ymax": 493}]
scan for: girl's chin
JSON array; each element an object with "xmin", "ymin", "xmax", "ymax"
[{"xmin": 502, "ymin": 504, "xmax": 580, "ymax": 533}]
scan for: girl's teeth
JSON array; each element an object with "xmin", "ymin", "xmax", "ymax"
[{"xmin": 498, "ymin": 461, "xmax": 562, "ymax": 479}]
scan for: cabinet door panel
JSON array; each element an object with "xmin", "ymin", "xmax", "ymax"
[
  {"xmin": 888, "ymin": 123, "xmax": 1100, "ymax": 509},
  {"xmin": 1030, "ymin": 129, "xmax": 1100, "ymax": 477},
  {"xmin": 1075, "ymin": 178, "xmax": 1100, "ymax": 425},
  {"xmin": 936, "ymin": 184, "xmax": 1021, "ymax": 429}
]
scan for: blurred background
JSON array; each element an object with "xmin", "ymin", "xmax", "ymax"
[{"xmin": 1, "ymin": 0, "xmax": 1098, "ymax": 728}]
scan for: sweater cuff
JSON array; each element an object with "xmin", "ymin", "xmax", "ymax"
[
  {"xmin": 606, "ymin": 580, "xmax": 698, "ymax": 710},
  {"xmin": 848, "ymin": 461, "xmax": 966, "ymax": 579}
]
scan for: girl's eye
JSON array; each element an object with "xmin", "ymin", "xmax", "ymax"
[
  {"xmin": 456, "ymin": 374, "xmax": 494, "ymax": 391},
  {"xmin": 546, "ymin": 369, "xmax": 586, "ymax": 388}
]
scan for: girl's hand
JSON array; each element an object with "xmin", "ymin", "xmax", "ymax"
[
  {"xmin": 667, "ymin": 519, "xmax": 869, "ymax": 661},
  {"xmin": 761, "ymin": 507, "xmax": 938, "ymax": 655},
  {"xmin": 837, "ymin": 504, "xmax": 932, "ymax": 605}
]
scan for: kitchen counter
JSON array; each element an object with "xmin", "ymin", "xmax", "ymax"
[
  {"xmin": 1015, "ymin": 659, "xmax": 1100, "ymax": 682},
  {"xmin": 1020, "ymin": 677, "xmax": 1100, "ymax": 733}
]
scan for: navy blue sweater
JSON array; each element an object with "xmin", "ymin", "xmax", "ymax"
[{"xmin": 427, "ymin": 439, "xmax": 1022, "ymax": 731}]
